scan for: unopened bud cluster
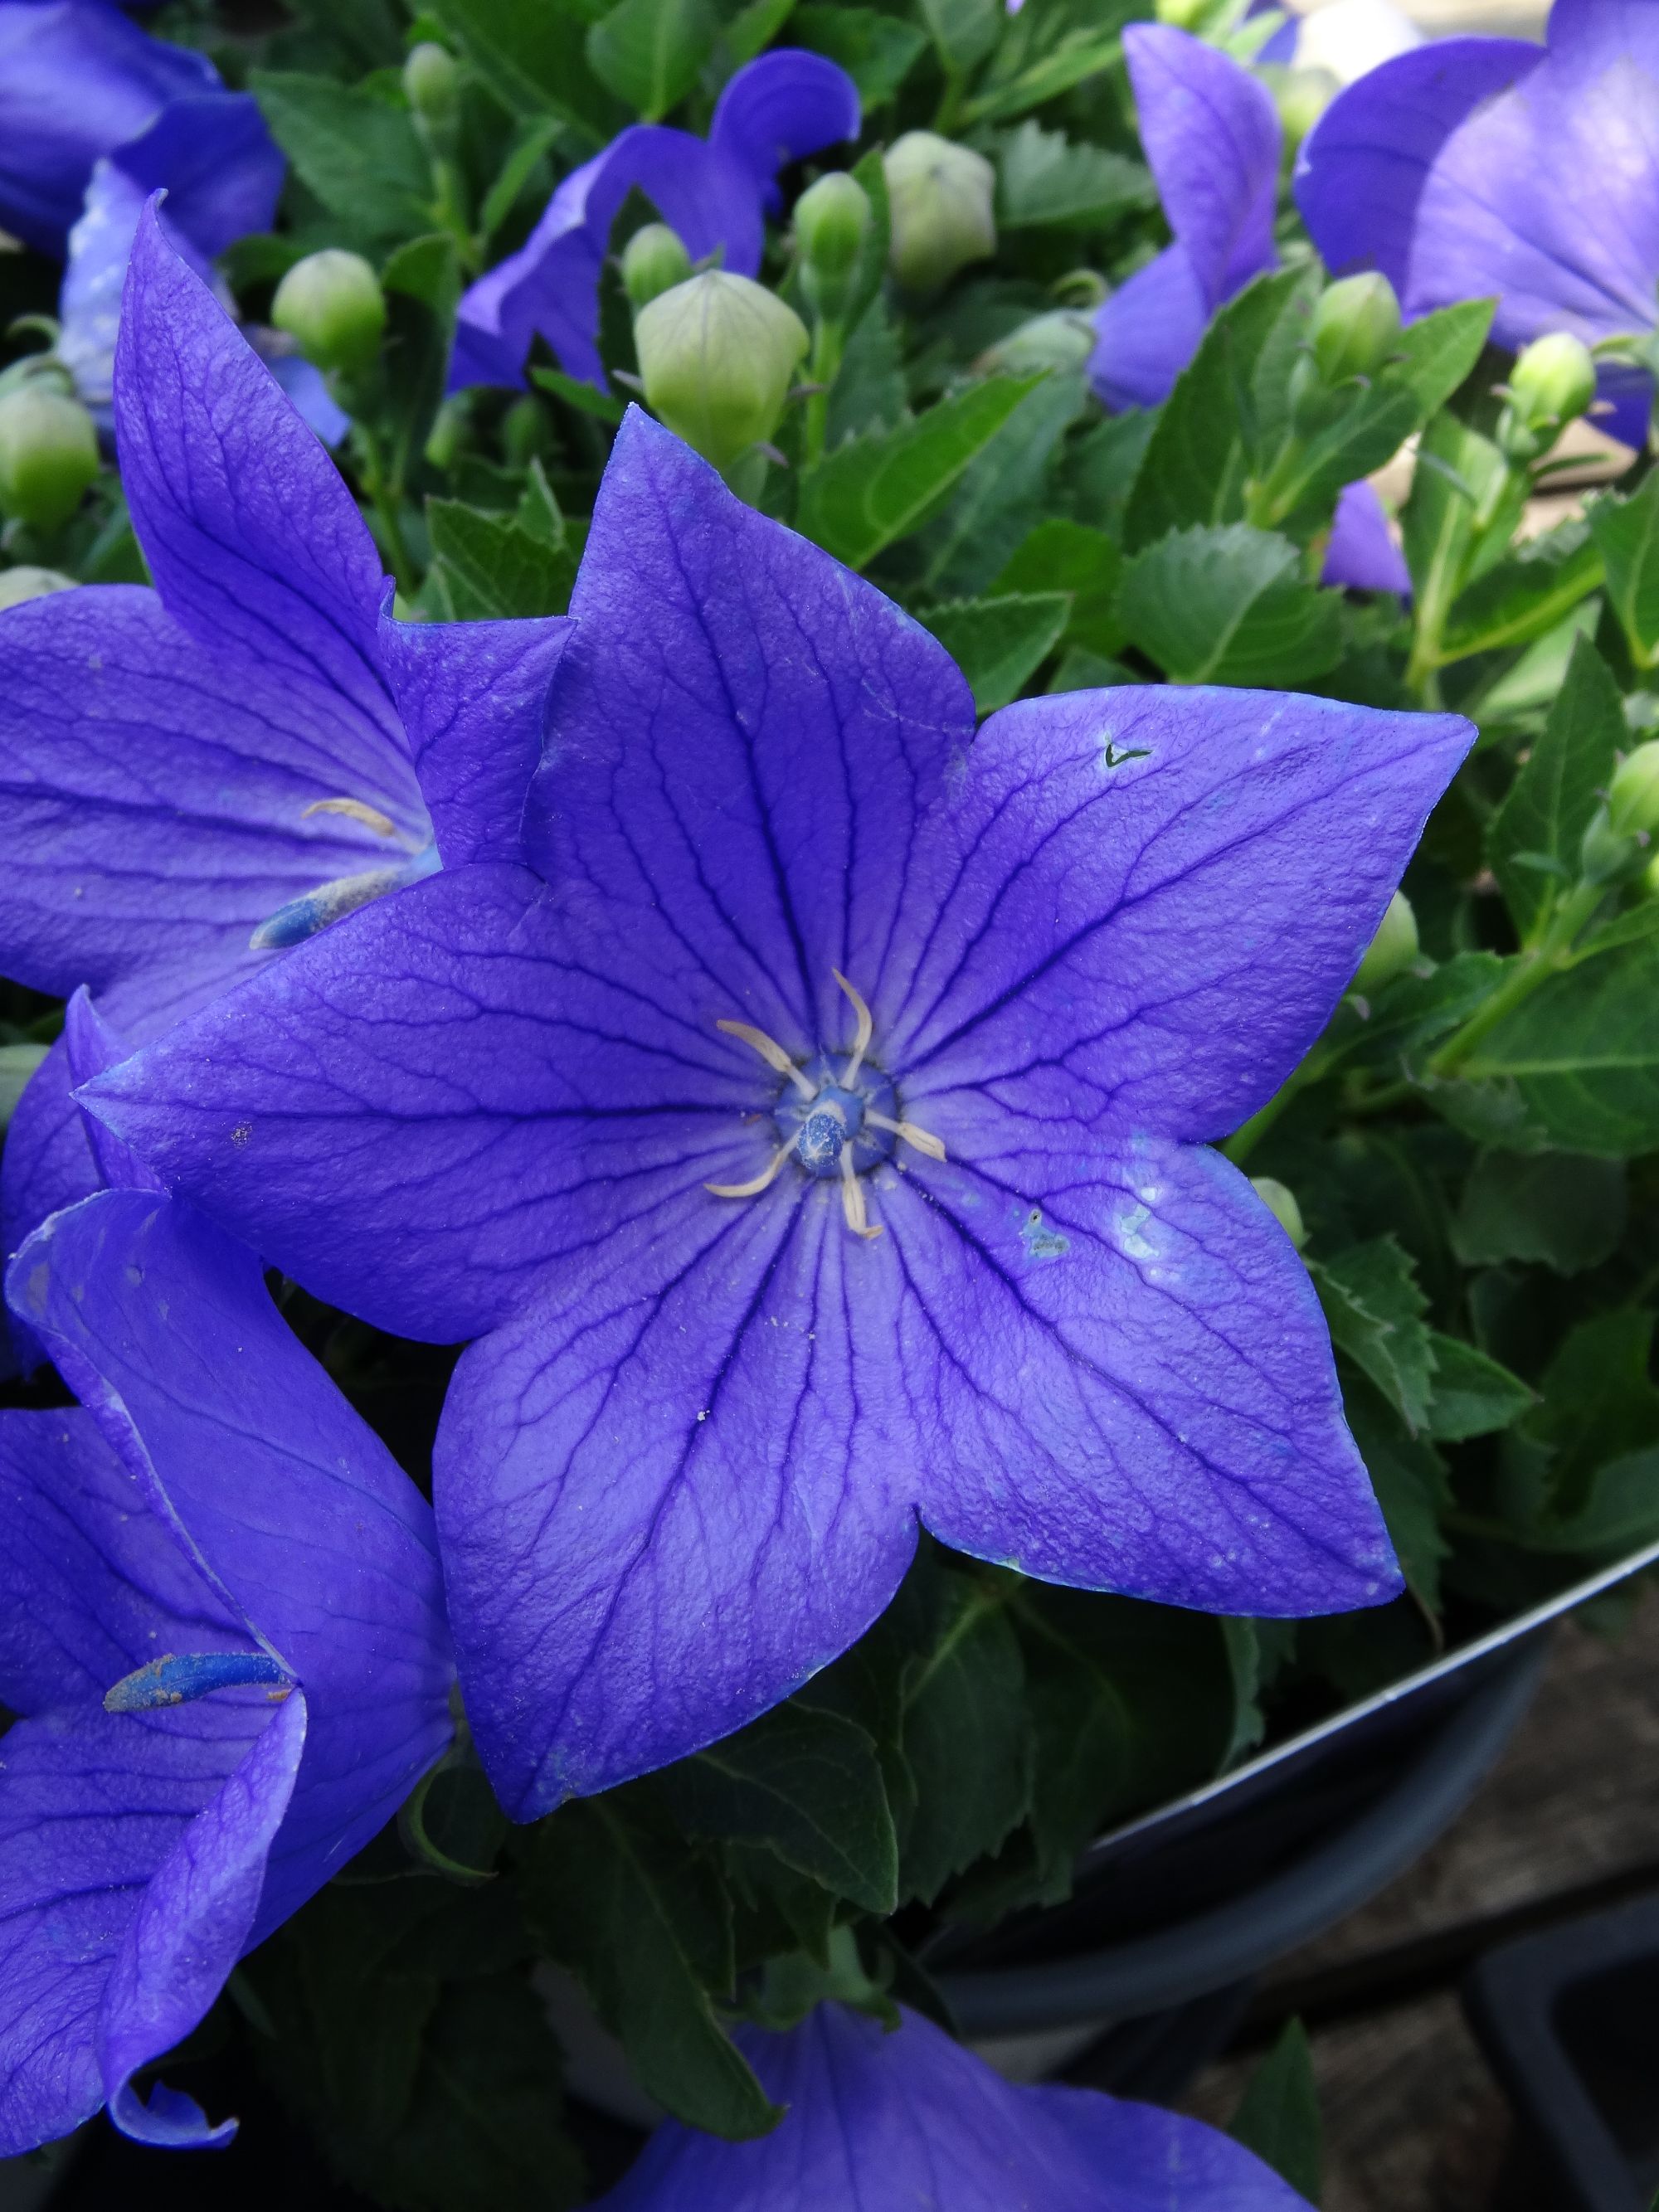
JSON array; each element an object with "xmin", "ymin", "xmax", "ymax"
[{"xmin": 1290, "ymin": 274, "xmax": 1401, "ymax": 432}]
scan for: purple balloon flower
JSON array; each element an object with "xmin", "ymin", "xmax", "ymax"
[
  {"xmin": 1294, "ymin": 0, "xmax": 1659, "ymax": 448},
  {"xmin": 450, "ymin": 49, "xmax": 859, "ymax": 391},
  {"xmin": 1091, "ymin": 23, "xmax": 1411, "ymax": 596},
  {"xmin": 0, "ymin": 207, "xmax": 571, "ymax": 1272},
  {"xmin": 84, "ymin": 410, "xmax": 1472, "ymax": 1814},
  {"xmin": 599, "ymin": 2001, "xmax": 1310, "ymax": 2210},
  {"xmin": 0, "ymin": 1184, "xmax": 455, "ymax": 2153}
]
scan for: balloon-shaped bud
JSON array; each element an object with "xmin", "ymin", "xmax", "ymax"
[
  {"xmin": 1310, "ymin": 273, "xmax": 1402, "ymax": 386},
  {"xmin": 635, "ymin": 272, "xmax": 809, "ymax": 471},
  {"xmin": 1250, "ymin": 1176, "xmax": 1307, "ymax": 1251},
  {"xmin": 974, "ymin": 309, "xmax": 1096, "ymax": 378},
  {"xmin": 621, "ymin": 224, "xmax": 693, "ymax": 313},
  {"xmin": 1155, "ymin": 0, "xmax": 1212, "ymax": 27},
  {"xmin": 0, "ymin": 386, "xmax": 99, "ymax": 531},
  {"xmin": 1608, "ymin": 741, "xmax": 1659, "ymax": 839},
  {"xmin": 1264, "ymin": 65, "xmax": 1339, "ymax": 154},
  {"xmin": 403, "ymin": 41, "xmax": 460, "ymax": 126},
  {"xmin": 1352, "ymin": 889, "xmax": 1418, "ymax": 994},
  {"xmin": 795, "ymin": 171, "xmax": 872, "ymax": 318},
  {"xmin": 272, "ymin": 250, "xmax": 387, "ymax": 377},
  {"xmin": 0, "ymin": 564, "xmax": 75, "ymax": 610},
  {"xmin": 883, "ymin": 133, "xmax": 996, "ymax": 292},
  {"xmin": 1500, "ymin": 333, "xmax": 1598, "ymax": 459}
]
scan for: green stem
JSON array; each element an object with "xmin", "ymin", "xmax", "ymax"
[
  {"xmin": 1242, "ymin": 433, "xmax": 1309, "ymax": 533},
  {"xmin": 353, "ymin": 423, "xmax": 417, "ymax": 596},
  {"xmin": 803, "ymin": 316, "xmax": 845, "ymax": 470},
  {"xmin": 1427, "ymin": 878, "xmax": 1603, "ymax": 1081},
  {"xmin": 1223, "ymin": 1048, "xmax": 1333, "ymax": 1167}
]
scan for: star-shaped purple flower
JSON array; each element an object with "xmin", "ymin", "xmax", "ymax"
[
  {"xmin": 449, "ymin": 49, "xmax": 859, "ymax": 392},
  {"xmin": 0, "ymin": 206, "xmax": 571, "ymax": 1274},
  {"xmin": 1295, "ymin": 0, "xmax": 1659, "ymax": 448},
  {"xmin": 599, "ymin": 2001, "xmax": 1311, "ymax": 2210},
  {"xmin": 0, "ymin": 1184, "xmax": 454, "ymax": 2154},
  {"xmin": 85, "ymin": 410, "xmax": 1472, "ymax": 1816}
]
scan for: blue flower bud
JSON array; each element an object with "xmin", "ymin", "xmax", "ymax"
[
  {"xmin": 403, "ymin": 41, "xmax": 460, "ymax": 127},
  {"xmin": 1608, "ymin": 741, "xmax": 1659, "ymax": 839},
  {"xmin": 1250, "ymin": 1176, "xmax": 1307, "ymax": 1250},
  {"xmin": 883, "ymin": 133, "xmax": 996, "ymax": 292},
  {"xmin": 1352, "ymin": 889, "xmax": 1418, "ymax": 994},
  {"xmin": 795, "ymin": 171, "xmax": 872, "ymax": 319},
  {"xmin": 272, "ymin": 250, "xmax": 387, "ymax": 377},
  {"xmin": 1309, "ymin": 273, "xmax": 1402, "ymax": 386},
  {"xmin": 621, "ymin": 223, "xmax": 693, "ymax": 314},
  {"xmin": 0, "ymin": 385, "xmax": 100, "ymax": 532},
  {"xmin": 635, "ymin": 271, "xmax": 809, "ymax": 472},
  {"xmin": 0, "ymin": 563, "xmax": 75, "ymax": 610}
]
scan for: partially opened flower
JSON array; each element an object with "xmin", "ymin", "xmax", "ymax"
[
  {"xmin": 85, "ymin": 411, "xmax": 1472, "ymax": 1816},
  {"xmin": 0, "ymin": 1184, "xmax": 454, "ymax": 2151},
  {"xmin": 1294, "ymin": 0, "xmax": 1659, "ymax": 446},
  {"xmin": 1090, "ymin": 25, "xmax": 1408, "ymax": 595},
  {"xmin": 0, "ymin": 206, "xmax": 571, "ymax": 1269},
  {"xmin": 599, "ymin": 2001, "xmax": 1309, "ymax": 2210},
  {"xmin": 449, "ymin": 49, "xmax": 859, "ymax": 392}
]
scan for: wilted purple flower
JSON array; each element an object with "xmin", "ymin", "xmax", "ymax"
[
  {"xmin": 0, "ymin": 1184, "xmax": 454, "ymax": 2152},
  {"xmin": 85, "ymin": 410, "xmax": 1471, "ymax": 1814},
  {"xmin": 600, "ymin": 2001, "xmax": 1310, "ymax": 2210},
  {"xmin": 1295, "ymin": 0, "xmax": 1659, "ymax": 447},
  {"xmin": 450, "ymin": 49, "xmax": 859, "ymax": 391},
  {"xmin": 1092, "ymin": 23, "xmax": 1409, "ymax": 596},
  {"xmin": 0, "ymin": 207, "xmax": 570, "ymax": 1270}
]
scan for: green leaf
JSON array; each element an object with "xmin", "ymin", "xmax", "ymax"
[
  {"xmin": 1117, "ymin": 523, "xmax": 1343, "ymax": 687},
  {"xmin": 1525, "ymin": 1310, "xmax": 1659, "ymax": 1519},
  {"xmin": 1546, "ymin": 1446, "xmax": 1659, "ymax": 1557},
  {"xmin": 1425, "ymin": 1333, "xmax": 1533, "ymax": 1441},
  {"xmin": 1588, "ymin": 469, "xmax": 1659, "ymax": 672},
  {"xmin": 825, "ymin": 297, "xmax": 907, "ymax": 450},
  {"xmin": 994, "ymin": 517, "xmax": 1123, "ymax": 654},
  {"xmin": 913, "ymin": 370, "xmax": 1085, "ymax": 596},
  {"xmin": 522, "ymin": 1797, "xmax": 780, "ymax": 2137},
  {"xmin": 251, "ymin": 71, "xmax": 432, "ymax": 244},
  {"xmin": 1230, "ymin": 2019, "xmax": 1323, "ymax": 2205},
  {"xmin": 429, "ymin": 0, "xmax": 622, "ymax": 136},
  {"xmin": 382, "ymin": 232, "xmax": 461, "ymax": 473},
  {"xmin": 478, "ymin": 116, "xmax": 562, "ymax": 243},
  {"xmin": 795, "ymin": 376, "xmax": 1041, "ymax": 571},
  {"xmin": 1486, "ymin": 634, "xmax": 1624, "ymax": 937},
  {"xmin": 1344, "ymin": 1376, "xmax": 1451, "ymax": 1605},
  {"xmin": 722, "ymin": 0, "xmax": 796, "ymax": 66},
  {"xmin": 1401, "ymin": 410, "xmax": 1525, "ymax": 606},
  {"xmin": 0, "ymin": 1041, "xmax": 46, "ymax": 1129},
  {"xmin": 918, "ymin": 0, "xmax": 1000, "ymax": 75},
  {"xmin": 1438, "ymin": 516, "xmax": 1603, "ymax": 665},
  {"xmin": 424, "ymin": 498, "xmax": 580, "ymax": 619},
  {"xmin": 658, "ymin": 1703, "xmax": 898, "ymax": 1913},
  {"xmin": 1392, "ymin": 299, "xmax": 1494, "ymax": 416},
  {"xmin": 920, "ymin": 591, "xmax": 1071, "ymax": 712},
  {"xmin": 1314, "ymin": 1237, "xmax": 1435, "ymax": 1433},
  {"xmin": 1452, "ymin": 1147, "xmax": 1627, "ymax": 1275},
  {"xmin": 791, "ymin": 2, "xmax": 926, "ymax": 103},
  {"xmin": 529, "ymin": 364, "xmax": 626, "ymax": 423},
  {"xmin": 586, "ymin": 0, "xmax": 718, "ymax": 118},
  {"xmin": 964, "ymin": 0, "xmax": 1135, "ymax": 125},
  {"xmin": 994, "ymin": 120, "xmax": 1152, "ymax": 230},
  {"xmin": 897, "ymin": 1577, "xmax": 1032, "ymax": 1906}
]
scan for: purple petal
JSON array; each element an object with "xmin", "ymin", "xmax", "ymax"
[
  {"xmin": 263, "ymin": 351, "xmax": 352, "ymax": 448},
  {"xmin": 7, "ymin": 1190, "xmax": 455, "ymax": 1934},
  {"xmin": 61, "ymin": 988, "xmax": 163, "ymax": 1193},
  {"xmin": 1596, "ymin": 357, "xmax": 1655, "ymax": 447},
  {"xmin": 2, "ymin": 1036, "xmax": 98, "ymax": 1306},
  {"xmin": 1123, "ymin": 24, "xmax": 1281, "ymax": 302},
  {"xmin": 1321, "ymin": 479, "xmax": 1411, "ymax": 595},
  {"xmin": 600, "ymin": 2002, "xmax": 1311, "ymax": 2210},
  {"xmin": 116, "ymin": 204, "xmax": 404, "ymax": 751},
  {"xmin": 708, "ymin": 49, "xmax": 861, "ymax": 212},
  {"xmin": 0, "ymin": 0, "xmax": 215, "ymax": 255},
  {"xmin": 1088, "ymin": 242, "xmax": 1213, "ymax": 413},
  {"xmin": 377, "ymin": 600, "xmax": 572, "ymax": 867}
]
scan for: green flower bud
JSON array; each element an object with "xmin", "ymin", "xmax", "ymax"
[
  {"xmin": 1250, "ymin": 1176, "xmax": 1306, "ymax": 1251},
  {"xmin": 796, "ymin": 172, "xmax": 871, "ymax": 281},
  {"xmin": 883, "ymin": 133, "xmax": 996, "ymax": 292},
  {"xmin": 1155, "ymin": 0, "xmax": 1212, "ymax": 27},
  {"xmin": 635, "ymin": 271, "xmax": 809, "ymax": 471},
  {"xmin": 973, "ymin": 309, "xmax": 1096, "ymax": 379},
  {"xmin": 1608, "ymin": 741, "xmax": 1659, "ymax": 839},
  {"xmin": 0, "ymin": 386, "xmax": 99, "ymax": 532},
  {"xmin": 1310, "ymin": 273, "xmax": 1402, "ymax": 386},
  {"xmin": 272, "ymin": 250, "xmax": 386, "ymax": 377},
  {"xmin": 0, "ymin": 564, "xmax": 75, "ymax": 610},
  {"xmin": 403, "ymin": 41, "xmax": 460, "ymax": 126},
  {"xmin": 621, "ymin": 224, "xmax": 693, "ymax": 313},
  {"xmin": 1263, "ymin": 66, "xmax": 1339, "ymax": 157},
  {"xmin": 1352, "ymin": 889, "xmax": 1418, "ymax": 995},
  {"xmin": 1509, "ymin": 332, "xmax": 1597, "ymax": 431}
]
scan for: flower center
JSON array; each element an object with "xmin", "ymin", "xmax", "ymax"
[{"xmin": 706, "ymin": 972, "xmax": 945, "ymax": 1240}]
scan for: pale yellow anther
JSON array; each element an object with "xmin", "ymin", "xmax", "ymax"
[
  {"xmin": 839, "ymin": 1150, "xmax": 883, "ymax": 1240},
  {"xmin": 834, "ymin": 970, "xmax": 873, "ymax": 1087},
  {"xmin": 302, "ymin": 797, "xmax": 400, "ymax": 837},
  {"xmin": 706, "ymin": 1145, "xmax": 792, "ymax": 1200},
  {"xmin": 717, "ymin": 1019, "xmax": 815, "ymax": 1100},
  {"xmin": 864, "ymin": 1110, "xmax": 946, "ymax": 1162}
]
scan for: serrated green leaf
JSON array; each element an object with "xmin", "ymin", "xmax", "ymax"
[
  {"xmin": 1588, "ymin": 469, "xmax": 1659, "ymax": 671},
  {"xmin": 429, "ymin": 0, "xmax": 621, "ymax": 136},
  {"xmin": 382, "ymin": 232, "xmax": 461, "ymax": 472},
  {"xmin": 1401, "ymin": 410, "xmax": 1525, "ymax": 606},
  {"xmin": 1438, "ymin": 517, "xmax": 1603, "ymax": 664},
  {"xmin": 1393, "ymin": 299, "xmax": 1494, "ymax": 415},
  {"xmin": 1315, "ymin": 1237, "xmax": 1435, "ymax": 1433},
  {"xmin": 995, "ymin": 119, "xmax": 1152, "ymax": 230},
  {"xmin": 791, "ymin": 4, "xmax": 925, "ymax": 105},
  {"xmin": 586, "ymin": 0, "xmax": 718, "ymax": 117},
  {"xmin": 913, "ymin": 370, "xmax": 1085, "ymax": 595},
  {"xmin": 920, "ymin": 591, "xmax": 1071, "ymax": 712},
  {"xmin": 1525, "ymin": 1310, "xmax": 1659, "ymax": 1519},
  {"xmin": 1452, "ymin": 1147, "xmax": 1627, "ymax": 1275},
  {"xmin": 1545, "ymin": 1447, "xmax": 1659, "ymax": 1556},
  {"xmin": 919, "ymin": 0, "xmax": 1000, "ymax": 74},
  {"xmin": 659, "ymin": 1704, "xmax": 898, "ymax": 1913},
  {"xmin": 1230, "ymin": 2019, "xmax": 1323, "ymax": 2205},
  {"xmin": 898, "ymin": 1578, "xmax": 1031, "ymax": 1906},
  {"xmin": 425, "ymin": 498, "xmax": 579, "ymax": 620},
  {"xmin": 1425, "ymin": 1333, "xmax": 1534, "ymax": 1441},
  {"xmin": 994, "ymin": 516, "xmax": 1123, "ymax": 654},
  {"xmin": 1117, "ymin": 523, "xmax": 1342, "ymax": 686},
  {"xmin": 964, "ymin": 0, "xmax": 1136, "ymax": 125},
  {"xmin": 522, "ymin": 1798, "xmax": 779, "ymax": 2137},
  {"xmin": 251, "ymin": 70, "xmax": 431, "ymax": 243},
  {"xmin": 1486, "ymin": 634, "xmax": 1624, "ymax": 936},
  {"xmin": 795, "ymin": 376, "xmax": 1040, "ymax": 571}
]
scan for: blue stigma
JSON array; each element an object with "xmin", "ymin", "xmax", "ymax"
[
  {"xmin": 105, "ymin": 1650, "xmax": 292, "ymax": 1713},
  {"xmin": 251, "ymin": 843, "xmax": 440, "ymax": 951},
  {"xmin": 776, "ymin": 1061, "xmax": 898, "ymax": 1180}
]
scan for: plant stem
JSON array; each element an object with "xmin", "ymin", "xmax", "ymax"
[
  {"xmin": 353, "ymin": 422, "xmax": 417, "ymax": 595},
  {"xmin": 1426, "ymin": 878, "xmax": 1603, "ymax": 1080},
  {"xmin": 1223, "ymin": 1048, "xmax": 1333, "ymax": 1167},
  {"xmin": 803, "ymin": 317, "xmax": 845, "ymax": 469}
]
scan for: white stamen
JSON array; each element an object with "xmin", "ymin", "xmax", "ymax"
[
  {"xmin": 864, "ymin": 1110, "xmax": 946, "ymax": 1161},
  {"xmin": 302, "ymin": 797, "xmax": 399, "ymax": 837},
  {"xmin": 718, "ymin": 1019, "xmax": 816, "ymax": 1101},
  {"xmin": 706, "ymin": 1145, "xmax": 792, "ymax": 1199},
  {"xmin": 834, "ymin": 970, "xmax": 873, "ymax": 1087},
  {"xmin": 840, "ymin": 1150, "xmax": 883, "ymax": 1240}
]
